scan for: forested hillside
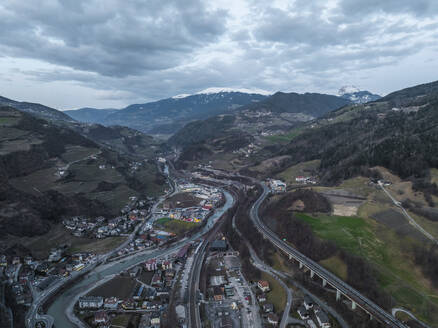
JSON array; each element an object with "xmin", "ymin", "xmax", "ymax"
[{"xmin": 0, "ymin": 107, "xmax": 164, "ymax": 238}]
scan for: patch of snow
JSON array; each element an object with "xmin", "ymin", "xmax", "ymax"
[
  {"xmin": 196, "ymin": 87, "xmax": 272, "ymax": 96},
  {"xmin": 172, "ymin": 94, "xmax": 191, "ymax": 99}
]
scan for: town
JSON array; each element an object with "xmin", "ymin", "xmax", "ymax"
[{"xmin": 0, "ymin": 178, "xmax": 226, "ymax": 328}]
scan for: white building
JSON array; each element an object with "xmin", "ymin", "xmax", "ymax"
[{"xmin": 79, "ymin": 296, "xmax": 103, "ymax": 309}]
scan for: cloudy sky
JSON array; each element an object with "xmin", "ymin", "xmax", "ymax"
[{"xmin": 1, "ymin": 0, "xmax": 438, "ymax": 109}]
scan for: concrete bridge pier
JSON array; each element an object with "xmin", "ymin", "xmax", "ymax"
[
  {"xmin": 352, "ymin": 301, "xmax": 357, "ymax": 310},
  {"xmin": 289, "ymin": 254, "xmax": 292, "ymax": 260},
  {"xmin": 322, "ymin": 278, "xmax": 327, "ymax": 287},
  {"xmin": 310, "ymin": 270, "xmax": 315, "ymax": 278},
  {"xmin": 299, "ymin": 262, "xmax": 303, "ymax": 269},
  {"xmin": 336, "ymin": 289, "xmax": 341, "ymax": 301}
]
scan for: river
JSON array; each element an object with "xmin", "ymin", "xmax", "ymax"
[{"xmin": 47, "ymin": 190, "xmax": 234, "ymax": 327}]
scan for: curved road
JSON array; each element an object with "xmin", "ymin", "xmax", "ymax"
[
  {"xmin": 250, "ymin": 182, "xmax": 408, "ymax": 328},
  {"xmin": 44, "ymin": 191, "xmax": 234, "ymax": 327}
]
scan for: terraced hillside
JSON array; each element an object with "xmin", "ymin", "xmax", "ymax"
[
  {"xmin": 0, "ymin": 107, "xmax": 164, "ymax": 242},
  {"xmin": 169, "ymin": 92, "xmax": 351, "ymax": 170}
]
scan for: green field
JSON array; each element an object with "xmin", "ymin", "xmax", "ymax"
[
  {"xmin": 70, "ymin": 161, "xmax": 125, "ymax": 184},
  {"xmin": 319, "ymin": 256, "xmax": 348, "ymax": 280},
  {"xmin": 0, "ymin": 116, "xmax": 20, "ymax": 126},
  {"xmin": 154, "ymin": 217, "xmax": 199, "ymax": 235},
  {"xmin": 111, "ymin": 314, "xmax": 133, "ymax": 327},
  {"xmin": 295, "ymin": 213, "xmax": 438, "ymax": 324},
  {"xmin": 265, "ymin": 128, "xmax": 303, "ymax": 143},
  {"xmin": 88, "ymin": 276, "xmax": 137, "ymax": 299},
  {"xmin": 261, "ymin": 272, "xmax": 286, "ymax": 314},
  {"xmin": 61, "ymin": 145, "xmax": 99, "ymax": 163},
  {"xmin": 276, "ymin": 160, "xmax": 320, "ymax": 185},
  {"xmin": 68, "ymin": 236, "xmax": 126, "ymax": 255},
  {"xmin": 11, "ymin": 224, "xmax": 126, "ymax": 259},
  {"xmin": 9, "ymin": 167, "xmax": 60, "ymax": 195}
]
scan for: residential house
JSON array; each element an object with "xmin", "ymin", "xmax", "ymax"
[
  {"xmin": 145, "ymin": 259, "xmax": 158, "ymax": 271},
  {"xmin": 94, "ymin": 311, "xmax": 109, "ymax": 325},
  {"xmin": 104, "ymin": 297, "xmax": 118, "ymax": 310},
  {"xmin": 257, "ymin": 293, "xmax": 267, "ymax": 303},
  {"xmin": 315, "ymin": 311, "xmax": 331, "ymax": 328},
  {"xmin": 304, "ymin": 295, "xmax": 314, "ymax": 310},
  {"xmin": 151, "ymin": 273, "xmax": 162, "ymax": 286},
  {"xmin": 0, "ymin": 255, "xmax": 7, "ymax": 267},
  {"xmin": 297, "ymin": 305, "xmax": 309, "ymax": 320},
  {"xmin": 267, "ymin": 313, "xmax": 279, "ymax": 326},
  {"xmin": 121, "ymin": 299, "xmax": 136, "ymax": 310},
  {"xmin": 307, "ymin": 319, "xmax": 318, "ymax": 328},
  {"xmin": 150, "ymin": 312, "xmax": 160, "ymax": 326},
  {"xmin": 213, "ymin": 286, "xmax": 225, "ymax": 301},
  {"xmin": 258, "ymin": 280, "xmax": 270, "ymax": 292},
  {"xmin": 161, "ymin": 260, "xmax": 172, "ymax": 270},
  {"xmin": 263, "ymin": 303, "xmax": 274, "ymax": 313}
]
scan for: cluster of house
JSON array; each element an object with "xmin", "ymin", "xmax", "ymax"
[
  {"xmin": 297, "ymin": 295, "xmax": 331, "ymax": 328},
  {"xmin": 0, "ymin": 250, "xmax": 97, "ymax": 310},
  {"xmin": 63, "ymin": 197, "xmax": 151, "ymax": 239},
  {"xmin": 267, "ymin": 179, "xmax": 287, "ymax": 193},
  {"xmin": 77, "ymin": 256, "xmax": 183, "ymax": 328},
  {"xmin": 155, "ymin": 184, "xmax": 223, "ymax": 224},
  {"xmin": 205, "ymin": 243, "xmax": 248, "ymax": 328},
  {"xmin": 232, "ymin": 142, "xmax": 258, "ymax": 158},
  {"xmin": 295, "ymin": 176, "xmax": 318, "ymax": 185},
  {"xmin": 256, "ymin": 280, "xmax": 280, "ymax": 326}
]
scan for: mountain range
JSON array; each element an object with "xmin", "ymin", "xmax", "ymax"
[
  {"xmin": 64, "ymin": 107, "xmax": 119, "ymax": 124},
  {"xmin": 62, "ymin": 87, "xmax": 378, "ymax": 137},
  {"xmin": 65, "ymin": 90, "xmax": 268, "ymax": 136},
  {"xmin": 0, "ymin": 95, "xmax": 75, "ymax": 122},
  {"xmin": 0, "ymin": 106, "xmax": 164, "ymax": 239}
]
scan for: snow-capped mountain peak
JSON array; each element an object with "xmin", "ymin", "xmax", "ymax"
[
  {"xmin": 338, "ymin": 85, "xmax": 361, "ymax": 96},
  {"xmin": 338, "ymin": 86, "xmax": 381, "ymax": 104},
  {"xmin": 196, "ymin": 87, "xmax": 272, "ymax": 96},
  {"xmin": 171, "ymin": 87, "xmax": 271, "ymax": 99}
]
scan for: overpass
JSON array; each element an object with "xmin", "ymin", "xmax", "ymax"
[{"xmin": 250, "ymin": 183, "xmax": 408, "ymax": 328}]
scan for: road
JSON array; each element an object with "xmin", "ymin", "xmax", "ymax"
[
  {"xmin": 187, "ymin": 240, "xmax": 207, "ymax": 328},
  {"xmin": 378, "ymin": 181, "xmax": 437, "ymax": 244},
  {"xmin": 45, "ymin": 190, "xmax": 233, "ymax": 328},
  {"xmin": 187, "ymin": 187, "xmax": 237, "ymax": 328},
  {"xmin": 391, "ymin": 308, "xmax": 432, "ymax": 328},
  {"xmin": 250, "ymin": 181, "xmax": 408, "ymax": 328},
  {"xmin": 25, "ymin": 162, "xmax": 180, "ymax": 328},
  {"xmin": 231, "ymin": 206, "xmax": 290, "ymax": 328}
]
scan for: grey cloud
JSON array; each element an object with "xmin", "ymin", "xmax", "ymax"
[
  {"xmin": 2, "ymin": 0, "xmax": 438, "ymax": 108},
  {"xmin": 339, "ymin": 0, "xmax": 438, "ymax": 17},
  {"xmin": 0, "ymin": 0, "xmax": 227, "ymax": 77}
]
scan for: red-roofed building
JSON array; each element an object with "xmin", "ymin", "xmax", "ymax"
[
  {"xmin": 257, "ymin": 280, "xmax": 270, "ymax": 292},
  {"xmin": 94, "ymin": 311, "xmax": 109, "ymax": 324}
]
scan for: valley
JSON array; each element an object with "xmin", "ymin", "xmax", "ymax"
[{"xmin": 1, "ymin": 81, "xmax": 438, "ymax": 328}]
